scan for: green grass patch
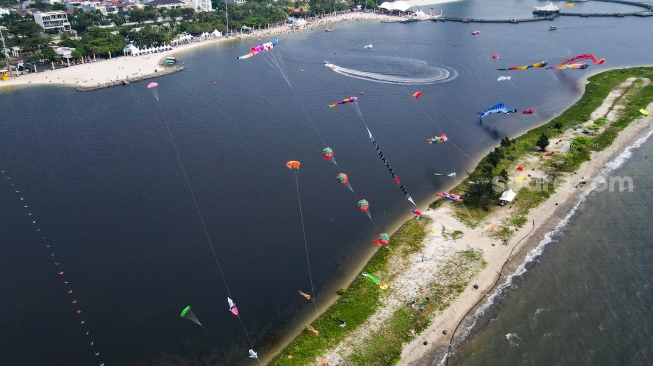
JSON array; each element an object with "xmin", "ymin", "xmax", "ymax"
[
  {"xmin": 269, "ymin": 217, "xmax": 430, "ymax": 365},
  {"xmin": 346, "ymin": 248, "xmax": 486, "ymax": 366}
]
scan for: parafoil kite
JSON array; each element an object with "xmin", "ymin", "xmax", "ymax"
[
  {"xmin": 434, "ymin": 172, "xmax": 456, "ymax": 177},
  {"xmin": 413, "ymin": 91, "xmax": 422, "ymax": 99},
  {"xmin": 298, "ymin": 291, "xmax": 311, "ymax": 300},
  {"xmin": 286, "ymin": 161, "xmax": 301, "ymax": 169},
  {"xmin": 410, "ymin": 209, "xmax": 422, "ymax": 217},
  {"xmin": 336, "ymin": 173, "xmax": 349, "ymax": 184},
  {"xmin": 523, "ymin": 109, "xmax": 535, "ymax": 114},
  {"xmin": 329, "ymin": 97, "xmax": 357, "ymax": 108},
  {"xmin": 249, "ymin": 349, "xmax": 258, "ymax": 359},
  {"xmin": 549, "ymin": 63, "xmax": 590, "ymax": 70},
  {"xmin": 237, "ymin": 39, "xmax": 279, "ymax": 59},
  {"xmin": 492, "ymin": 54, "xmax": 499, "ymax": 59},
  {"xmin": 307, "ymin": 326, "xmax": 320, "ymax": 336},
  {"xmin": 180, "ymin": 306, "xmax": 204, "ymax": 328},
  {"xmin": 497, "ymin": 61, "xmax": 548, "ymax": 71},
  {"xmin": 364, "ymin": 44, "xmax": 373, "ymax": 50},
  {"xmin": 362, "ymin": 272, "xmax": 388, "ymax": 290},
  {"xmin": 357, "ymin": 199, "xmax": 369, "ymax": 212},
  {"xmin": 436, "ymin": 192, "xmax": 461, "ymax": 202},
  {"xmin": 427, "ymin": 133, "xmax": 447, "ymax": 144},
  {"xmin": 477, "ymin": 103, "xmax": 518, "ymax": 119},
  {"xmin": 373, "ymin": 233, "xmax": 390, "ymax": 246},
  {"xmin": 147, "ymin": 82, "xmax": 159, "ymax": 102},
  {"xmin": 322, "ymin": 147, "xmax": 334, "ymax": 160},
  {"xmin": 228, "ymin": 297, "xmax": 238, "ymax": 316},
  {"xmin": 497, "ymin": 76, "xmax": 511, "ymax": 81}
]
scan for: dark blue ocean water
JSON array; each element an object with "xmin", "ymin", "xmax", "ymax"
[
  {"xmin": 1, "ymin": 0, "xmax": 652, "ymax": 364},
  {"xmin": 448, "ymin": 131, "xmax": 653, "ymax": 366}
]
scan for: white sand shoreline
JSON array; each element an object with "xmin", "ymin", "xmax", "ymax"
[{"xmin": 0, "ymin": 10, "xmax": 424, "ymax": 91}]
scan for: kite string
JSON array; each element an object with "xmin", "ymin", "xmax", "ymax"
[
  {"xmin": 154, "ymin": 101, "xmax": 261, "ymax": 363},
  {"xmin": 292, "ymin": 171, "xmax": 322, "ymax": 328},
  {"xmin": 268, "ymin": 49, "xmax": 383, "ymax": 233}
]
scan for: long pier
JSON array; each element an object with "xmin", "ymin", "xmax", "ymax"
[{"xmin": 435, "ymin": 0, "xmax": 653, "ymax": 23}]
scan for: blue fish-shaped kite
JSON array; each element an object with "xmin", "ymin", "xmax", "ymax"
[{"xmin": 477, "ymin": 103, "xmax": 518, "ymax": 119}]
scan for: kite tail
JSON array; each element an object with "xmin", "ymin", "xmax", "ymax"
[
  {"xmin": 329, "ymin": 103, "xmax": 338, "ymax": 108},
  {"xmin": 477, "ymin": 112, "xmax": 485, "ymax": 117}
]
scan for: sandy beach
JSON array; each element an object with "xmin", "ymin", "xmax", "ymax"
[{"xmin": 0, "ymin": 11, "xmax": 403, "ymax": 90}]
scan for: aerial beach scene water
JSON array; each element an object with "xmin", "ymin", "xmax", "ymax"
[{"xmin": 1, "ymin": 0, "xmax": 653, "ymax": 365}]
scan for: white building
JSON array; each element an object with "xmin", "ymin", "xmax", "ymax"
[
  {"xmin": 0, "ymin": 7, "xmax": 11, "ymax": 15},
  {"xmin": 33, "ymin": 11, "xmax": 72, "ymax": 33},
  {"xmin": 192, "ymin": 0, "xmax": 212, "ymax": 12},
  {"xmin": 45, "ymin": 0, "xmax": 63, "ymax": 4}
]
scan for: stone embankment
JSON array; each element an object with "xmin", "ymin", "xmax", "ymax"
[{"xmin": 75, "ymin": 66, "xmax": 185, "ymax": 92}]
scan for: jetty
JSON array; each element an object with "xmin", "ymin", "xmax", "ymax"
[
  {"xmin": 76, "ymin": 66, "xmax": 185, "ymax": 92},
  {"xmin": 434, "ymin": 0, "xmax": 653, "ymax": 23}
]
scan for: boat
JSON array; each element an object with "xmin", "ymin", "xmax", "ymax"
[
  {"xmin": 323, "ymin": 61, "xmax": 337, "ymax": 71},
  {"xmin": 325, "ymin": 27, "xmax": 332, "ymax": 32},
  {"xmin": 472, "ymin": 30, "xmax": 480, "ymax": 35},
  {"xmin": 549, "ymin": 25, "xmax": 557, "ymax": 30},
  {"xmin": 163, "ymin": 56, "xmax": 176, "ymax": 65}
]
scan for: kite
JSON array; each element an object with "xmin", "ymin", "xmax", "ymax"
[
  {"xmin": 237, "ymin": 39, "xmax": 279, "ymax": 59},
  {"xmin": 147, "ymin": 82, "xmax": 159, "ymax": 102},
  {"xmin": 523, "ymin": 109, "xmax": 535, "ymax": 114},
  {"xmin": 436, "ymin": 192, "xmax": 461, "ymax": 202},
  {"xmin": 549, "ymin": 63, "xmax": 590, "ymax": 70},
  {"xmin": 180, "ymin": 306, "xmax": 205, "ymax": 328},
  {"xmin": 329, "ymin": 97, "xmax": 357, "ymax": 108},
  {"xmin": 640, "ymin": 109, "xmax": 650, "ymax": 116},
  {"xmin": 336, "ymin": 173, "xmax": 349, "ymax": 184},
  {"xmin": 497, "ymin": 76, "xmax": 511, "ymax": 81},
  {"xmin": 228, "ymin": 297, "xmax": 239, "ymax": 316},
  {"xmin": 362, "ymin": 272, "xmax": 388, "ymax": 290},
  {"xmin": 307, "ymin": 326, "xmax": 320, "ymax": 336},
  {"xmin": 357, "ymin": 199, "xmax": 369, "ymax": 212},
  {"xmin": 472, "ymin": 30, "xmax": 480, "ymax": 35},
  {"xmin": 497, "ymin": 61, "xmax": 548, "ymax": 71},
  {"xmin": 335, "ymin": 318, "xmax": 347, "ymax": 327},
  {"xmin": 427, "ymin": 133, "xmax": 448, "ymax": 144},
  {"xmin": 413, "ymin": 91, "xmax": 422, "ymax": 99},
  {"xmin": 369, "ymin": 137, "xmax": 416, "ymax": 206},
  {"xmin": 434, "ymin": 172, "xmax": 456, "ymax": 177},
  {"xmin": 249, "ymin": 349, "xmax": 258, "ymax": 359},
  {"xmin": 373, "ymin": 233, "xmax": 390, "ymax": 246},
  {"xmin": 492, "ymin": 54, "xmax": 499, "ymax": 59},
  {"xmin": 286, "ymin": 161, "xmax": 300, "ymax": 169},
  {"xmin": 322, "ymin": 147, "xmax": 334, "ymax": 160},
  {"xmin": 553, "ymin": 54, "xmax": 605, "ymax": 69},
  {"xmin": 410, "ymin": 209, "xmax": 422, "ymax": 218},
  {"xmin": 364, "ymin": 44, "xmax": 373, "ymax": 49},
  {"xmin": 477, "ymin": 103, "xmax": 518, "ymax": 119},
  {"xmin": 298, "ymin": 291, "xmax": 311, "ymax": 300}
]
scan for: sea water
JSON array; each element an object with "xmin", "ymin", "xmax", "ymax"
[{"xmin": 1, "ymin": 0, "xmax": 653, "ymax": 364}]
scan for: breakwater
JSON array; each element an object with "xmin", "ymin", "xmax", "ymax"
[
  {"xmin": 75, "ymin": 66, "xmax": 185, "ymax": 92},
  {"xmin": 434, "ymin": 0, "xmax": 653, "ymax": 23}
]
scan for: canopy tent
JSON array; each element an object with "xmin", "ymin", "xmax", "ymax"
[
  {"xmin": 499, "ymin": 189, "xmax": 516, "ymax": 206},
  {"xmin": 379, "ymin": 1, "xmax": 414, "ymax": 12}
]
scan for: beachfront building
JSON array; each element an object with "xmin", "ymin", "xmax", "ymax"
[
  {"xmin": 144, "ymin": 0, "xmax": 191, "ymax": 10},
  {"xmin": 81, "ymin": 1, "xmax": 108, "ymax": 15},
  {"xmin": 533, "ymin": 3, "xmax": 560, "ymax": 15},
  {"xmin": 226, "ymin": 0, "xmax": 246, "ymax": 6},
  {"xmin": 192, "ymin": 0, "xmax": 212, "ymax": 12},
  {"xmin": 33, "ymin": 11, "xmax": 72, "ymax": 33},
  {"xmin": 379, "ymin": 0, "xmax": 414, "ymax": 12}
]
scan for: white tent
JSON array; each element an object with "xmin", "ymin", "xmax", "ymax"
[
  {"xmin": 379, "ymin": 1, "xmax": 413, "ymax": 12},
  {"xmin": 499, "ymin": 189, "xmax": 516, "ymax": 205}
]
